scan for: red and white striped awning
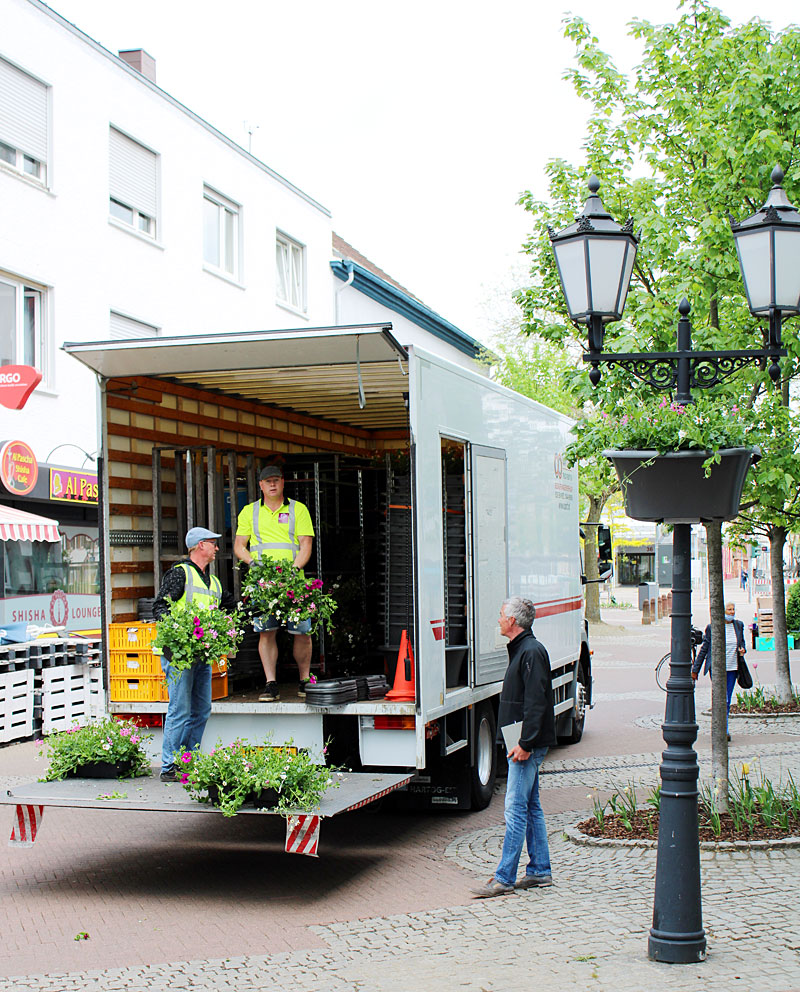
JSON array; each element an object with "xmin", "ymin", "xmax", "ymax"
[{"xmin": 0, "ymin": 505, "xmax": 61, "ymax": 543}]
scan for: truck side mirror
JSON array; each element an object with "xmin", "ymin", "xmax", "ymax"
[{"xmin": 597, "ymin": 524, "xmax": 613, "ymax": 581}]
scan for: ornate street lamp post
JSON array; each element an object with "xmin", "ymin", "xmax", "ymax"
[{"xmin": 550, "ymin": 168, "xmax": 799, "ymax": 965}]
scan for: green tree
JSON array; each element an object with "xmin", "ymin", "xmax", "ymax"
[{"xmin": 514, "ymin": 1, "xmax": 800, "ymax": 799}]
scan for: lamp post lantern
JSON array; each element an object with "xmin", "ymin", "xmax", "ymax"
[
  {"xmin": 550, "ymin": 168, "xmax": 799, "ymax": 965},
  {"xmin": 730, "ymin": 165, "xmax": 800, "ymax": 383}
]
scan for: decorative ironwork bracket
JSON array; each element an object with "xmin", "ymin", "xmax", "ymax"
[{"xmin": 583, "ymin": 347, "xmax": 787, "ymax": 392}]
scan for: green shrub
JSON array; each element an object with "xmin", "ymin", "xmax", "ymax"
[{"xmin": 786, "ymin": 582, "xmax": 800, "ymax": 634}]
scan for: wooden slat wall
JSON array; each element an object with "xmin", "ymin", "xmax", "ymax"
[{"xmin": 107, "ymin": 376, "xmax": 407, "ymax": 621}]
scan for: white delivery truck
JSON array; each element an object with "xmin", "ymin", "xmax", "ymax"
[{"xmin": 4, "ymin": 324, "xmax": 590, "ymax": 847}]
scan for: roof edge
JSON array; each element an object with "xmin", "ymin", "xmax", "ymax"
[
  {"xmin": 331, "ymin": 260, "xmax": 483, "ymax": 359},
  {"xmin": 28, "ymin": 0, "xmax": 331, "ymax": 217}
]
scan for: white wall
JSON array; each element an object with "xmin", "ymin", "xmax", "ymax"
[{"xmin": 1, "ymin": 0, "xmax": 334, "ymax": 467}]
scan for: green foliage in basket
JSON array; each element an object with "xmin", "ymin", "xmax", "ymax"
[
  {"xmin": 240, "ymin": 558, "xmax": 337, "ymax": 634},
  {"xmin": 153, "ymin": 602, "xmax": 244, "ymax": 675},
  {"xmin": 177, "ymin": 737, "xmax": 339, "ymax": 816},
  {"xmin": 42, "ymin": 717, "xmax": 152, "ymax": 781}
]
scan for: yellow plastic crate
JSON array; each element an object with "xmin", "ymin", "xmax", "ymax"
[
  {"xmin": 212, "ymin": 656, "xmax": 227, "ymax": 675},
  {"xmin": 108, "ymin": 622, "xmax": 158, "ymax": 650},
  {"xmin": 110, "ymin": 649, "xmax": 163, "ymax": 678},
  {"xmin": 109, "ymin": 677, "xmax": 166, "ymax": 702},
  {"xmin": 211, "ymin": 673, "xmax": 228, "ymax": 700}
]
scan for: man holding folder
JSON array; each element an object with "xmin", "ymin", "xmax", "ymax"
[{"xmin": 472, "ymin": 596, "xmax": 556, "ymax": 898}]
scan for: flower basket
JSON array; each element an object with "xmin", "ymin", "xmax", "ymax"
[
  {"xmin": 176, "ymin": 737, "xmax": 339, "ymax": 817},
  {"xmin": 240, "ymin": 558, "xmax": 337, "ymax": 634},
  {"xmin": 42, "ymin": 718, "xmax": 152, "ymax": 781},
  {"xmin": 153, "ymin": 603, "xmax": 244, "ymax": 677},
  {"xmin": 604, "ymin": 447, "xmax": 759, "ymax": 523}
]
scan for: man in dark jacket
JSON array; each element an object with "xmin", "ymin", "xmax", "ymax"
[{"xmin": 472, "ymin": 596, "xmax": 556, "ymax": 898}]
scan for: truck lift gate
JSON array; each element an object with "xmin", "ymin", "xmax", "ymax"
[{"xmin": 3, "ymin": 771, "xmax": 411, "ymax": 857}]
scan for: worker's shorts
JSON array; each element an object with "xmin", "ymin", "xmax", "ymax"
[{"xmin": 253, "ymin": 614, "xmax": 312, "ymax": 635}]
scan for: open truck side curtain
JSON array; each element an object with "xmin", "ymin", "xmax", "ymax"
[{"xmin": 62, "ymin": 323, "xmax": 590, "ymax": 812}]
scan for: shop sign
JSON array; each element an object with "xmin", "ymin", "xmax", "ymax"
[
  {"xmin": 0, "ymin": 591, "xmax": 101, "ymax": 629},
  {"xmin": 0, "ymin": 440, "xmax": 38, "ymax": 496},
  {"xmin": 0, "ymin": 365, "xmax": 42, "ymax": 410},
  {"xmin": 50, "ymin": 468, "xmax": 98, "ymax": 505}
]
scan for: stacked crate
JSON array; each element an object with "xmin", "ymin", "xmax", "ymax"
[
  {"xmin": 0, "ymin": 636, "xmax": 103, "ymax": 743},
  {"xmin": 108, "ymin": 623, "xmax": 228, "ymax": 701}
]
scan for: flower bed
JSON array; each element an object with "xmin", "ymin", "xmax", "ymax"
[
  {"xmin": 42, "ymin": 717, "xmax": 152, "ymax": 781},
  {"xmin": 153, "ymin": 603, "xmax": 244, "ymax": 676},
  {"xmin": 239, "ymin": 558, "xmax": 337, "ymax": 634},
  {"xmin": 176, "ymin": 737, "xmax": 339, "ymax": 816},
  {"xmin": 731, "ymin": 685, "xmax": 800, "ymax": 715},
  {"xmin": 580, "ymin": 767, "xmax": 800, "ymax": 842}
]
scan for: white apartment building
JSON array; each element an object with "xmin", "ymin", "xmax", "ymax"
[{"xmin": 0, "ymin": 0, "xmax": 484, "ymax": 630}]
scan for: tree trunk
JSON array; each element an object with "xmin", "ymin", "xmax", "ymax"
[
  {"xmin": 769, "ymin": 525, "xmax": 793, "ymax": 702},
  {"xmin": 705, "ymin": 520, "xmax": 728, "ymax": 810},
  {"xmin": 584, "ymin": 495, "xmax": 604, "ymax": 623}
]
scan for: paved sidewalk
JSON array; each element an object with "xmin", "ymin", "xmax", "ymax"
[{"xmin": 1, "ymin": 582, "xmax": 797, "ymax": 992}]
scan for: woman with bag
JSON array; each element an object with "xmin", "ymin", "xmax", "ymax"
[{"xmin": 691, "ymin": 602, "xmax": 748, "ymax": 741}]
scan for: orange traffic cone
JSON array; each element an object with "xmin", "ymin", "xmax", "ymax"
[{"xmin": 386, "ymin": 629, "xmax": 416, "ymax": 701}]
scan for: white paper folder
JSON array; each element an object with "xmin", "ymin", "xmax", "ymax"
[{"xmin": 501, "ymin": 720, "xmax": 523, "ymax": 751}]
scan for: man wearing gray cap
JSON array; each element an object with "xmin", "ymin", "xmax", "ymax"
[
  {"xmin": 234, "ymin": 463, "xmax": 315, "ymax": 701},
  {"xmin": 153, "ymin": 526, "xmax": 234, "ymax": 781}
]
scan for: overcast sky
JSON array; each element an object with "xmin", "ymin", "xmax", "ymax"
[{"xmin": 46, "ymin": 0, "xmax": 800, "ymax": 343}]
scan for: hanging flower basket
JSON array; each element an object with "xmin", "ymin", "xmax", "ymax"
[{"xmin": 603, "ymin": 447, "xmax": 759, "ymax": 524}]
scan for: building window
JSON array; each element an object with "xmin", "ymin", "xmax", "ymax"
[
  {"xmin": 203, "ymin": 186, "xmax": 239, "ymax": 276},
  {"xmin": 0, "ymin": 57, "xmax": 48, "ymax": 185},
  {"xmin": 276, "ymin": 232, "xmax": 306, "ymax": 312},
  {"xmin": 109, "ymin": 126, "xmax": 158, "ymax": 238},
  {"xmin": 109, "ymin": 311, "xmax": 160, "ymax": 339},
  {"xmin": 0, "ymin": 273, "xmax": 47, "ymax": 379}
]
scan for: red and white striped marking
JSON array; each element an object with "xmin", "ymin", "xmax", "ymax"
[
  {"xmin": 10, "ymin": 805, "xmax": 44, "ymax": 847},
  {"xmin": 430, "ymin": 619, "xmax": 445, "ymax": 641},
  {"xmin": 343, "ymin": 777, "xmax": 413, "ymax": 812},
  {"xmin": 285, "ymin": 814, "xmax": 320, "ymax": 857}
]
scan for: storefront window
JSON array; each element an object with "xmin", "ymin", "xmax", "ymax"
[
  {"xmin": 2, "ymin": 532, "xmax": 99, "ymax": 597},
  {"xmin": 616, "ymin": 552, "xmax": 655, "ymax": 586}
]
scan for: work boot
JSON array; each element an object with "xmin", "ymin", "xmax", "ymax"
[{"xmin": 259, "ymin": 681, "xmax": 280, "ymax": 702}]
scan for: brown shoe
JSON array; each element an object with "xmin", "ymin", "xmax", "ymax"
[{"xmin": 471, "ymin": 877, "xmax": 514, "ymax": 899}]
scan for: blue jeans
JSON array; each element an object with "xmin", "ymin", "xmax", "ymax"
[
  {"xmin": 161, "ymin": 656, "xmax": 212, "ymax": 773},
  {"xmin": 726, "ymin": 669, "xmax": 737, "ymax": 729},
  {"xmin": 254, "ymin": 614, "xmax": 312, "ymax": 634},
  {"xmin": 495, "ymin": 746, "xmax": 551, "ymax": 886}
]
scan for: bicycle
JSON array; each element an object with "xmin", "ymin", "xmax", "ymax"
[{"xmin": 655, "ymin": 626, "xmax": 704, "ymax": 691}]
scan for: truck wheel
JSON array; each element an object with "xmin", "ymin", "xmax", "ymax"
[
  {"xmin": 470, "ymin": 703, "xmax": 497, "ymax": 809},
  {"xmin": 566, "ymin": 666, "xmax": 587, "ymax": 744}
]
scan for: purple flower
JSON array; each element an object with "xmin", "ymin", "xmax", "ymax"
[{"xmin": 194, "ymin": 628, "xmax": 204, "ymax": 638}]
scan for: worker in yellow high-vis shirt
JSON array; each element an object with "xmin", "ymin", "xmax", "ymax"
[{"xmin": 234, "ymin": 464, "xmax": 315, "ymax": 702}]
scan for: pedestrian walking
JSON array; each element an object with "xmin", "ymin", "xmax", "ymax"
[
  {"xmin": 741, "ymin": 567, "xmax": 748, "ymax": 591},
  {"xmin": 154, "ymin": 527, "xmax": 235, "ymax": 781},
  {"xmin": 691, "ymin": 601, "xmax": 747, "ymax": 741},
  {"xmin": 472, "ymin": 596, "xmax": 556, "ymax": 898}
]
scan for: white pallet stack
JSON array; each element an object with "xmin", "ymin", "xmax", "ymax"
[
  {"xmin": 41, "ymin": 664, "xmax": 106, "ymax": 735},
  {"xmin": 0, "ymin": 669, "xmax": 35, "ymax": 743}
]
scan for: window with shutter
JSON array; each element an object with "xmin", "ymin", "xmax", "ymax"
[
  {"xmin": 108, "ymin": 126, "xmax": 158, "ymax": 238},
  {"xmin": 109, "ymin": 311, "xmax": 160, "ymax": 339},
  {"xmin": 0, "ymin": 56, "xmax": 48, "ymax": 185}
]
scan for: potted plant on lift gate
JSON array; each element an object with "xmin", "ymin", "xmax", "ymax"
[{"xmin": 568, "ymin": 395, "xmax": 760, "ymax": 523}]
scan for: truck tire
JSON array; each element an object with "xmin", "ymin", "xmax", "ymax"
[
  {"xmin": 565, "ymin": 665, "xmax": 587, "ymax": 744},
  {"xmin": 470, "ymin": 702, "xmax": 497, "ymax": 809}
]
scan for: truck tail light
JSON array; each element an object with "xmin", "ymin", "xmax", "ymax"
[{"xmin": 373, "ymin": 716, "xmax": 416, "ymax": 730}]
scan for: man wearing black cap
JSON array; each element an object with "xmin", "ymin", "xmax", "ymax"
[
  {"xmin": 153, "ymin": 527, "xmax": 235, "ymax": 781},
  {"xmin": 234, "ymin": 464, "xmax": 315, "ymax": 701}
]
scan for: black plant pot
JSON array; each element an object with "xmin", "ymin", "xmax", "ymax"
[
  {"xmin": 206, "ymin": 784, "xmax": 280, "ymax": 808},
  {"xmin": 603, "ymin": 447, "xmax": 759, "ymax": 524},
  {"xmin": 66, "ymin": 759, "xmax": 138, "ymax": 779}
]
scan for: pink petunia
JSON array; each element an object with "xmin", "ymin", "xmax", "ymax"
[
  {"xmin": 181, "ymin": 752, "xmax": 192, "ymax": 763},
  {"xmin": 180, "ymin": 773, "xmax": 189, "ymax": 783}
]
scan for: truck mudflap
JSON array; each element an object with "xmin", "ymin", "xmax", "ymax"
[{"xmin": 3, "ymin": 771, "xmax": 411, "ymax": 857}]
